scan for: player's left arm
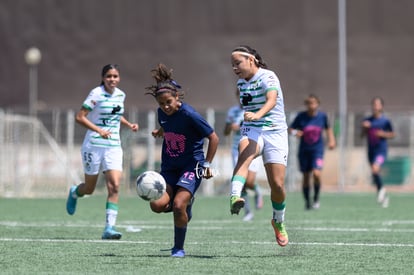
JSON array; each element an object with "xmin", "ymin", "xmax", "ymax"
[
  {"xmin": 121, "ymin": 116, "xmax": 139, "ymax": 132},
  {"xmin": 203, "ymin": 131, "xmax": 219, "ymax": 179},
  {"xmin": 374, "ymin": 119, "xmax": 395, "ymax": 139},
  {"xmin": 326, "ymin": 127, "xmax": 336, "ymax": 149},
  {"xmin": 325, "ymin": 115, "xmax": 336, "ymax": 149},
  {"xmin": 377, "ymin": 124, "xmax": 395, "ymax": 139}
]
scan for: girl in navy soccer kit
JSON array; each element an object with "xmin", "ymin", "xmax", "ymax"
[
  {"xmin": 361, "ymin": 97, "xmax": 394, "ymax": 207},
  {"xmin": 145, "ymin": 63, "xmax": 219, "ymax": 257},
  {"xmin": 289, "ymin": 94, "xmax": 336, "ymax": 210}
]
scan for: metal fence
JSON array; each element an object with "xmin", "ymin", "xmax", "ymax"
[{"xmin": 1, "ymin": 108, "xmax": 413, "ymax": 198}]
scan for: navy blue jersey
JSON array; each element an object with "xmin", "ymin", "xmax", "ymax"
[
  {"xmin": 158, "ymin": 102, "xmax": 214, "ymax": 171},
  {"xmin": 290, "ymin": 111, "xmax": 329, "ymax": 153},
  {"xmin": 363, "ymin": 115, "xmax": 393, "ymax": 155}
]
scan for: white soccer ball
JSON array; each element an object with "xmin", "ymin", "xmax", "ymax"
[{"xmin": 136, "ymin": 171, "xmax": 166, "ymax": 201}]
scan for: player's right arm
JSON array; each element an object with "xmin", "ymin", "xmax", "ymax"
[
  {"xmin": 224, "ymin": 122, "xmax": 241, "ymax": 136},
  {"xmin": 152, "ymin": 127, "xmax": 164, "ymax": 138},
  {"xmin": 361, "ymin": 120, "xmax": 371, "ymax": 138},
  {"xmin": 75, "ymin": 107, "xmax": 111, "ymax": 139},
  {"xmin": 288, "ymin": 127, "xmax": 303, "ymax": 138}
]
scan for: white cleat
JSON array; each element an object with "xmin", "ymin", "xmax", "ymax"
[
  {"xmin": 242, "ymin": 212, "xmax": 254, "ymax": 222},
  {"xmin": 377, "ymin": 187, "xmax": 387, "ymax": 204},
  {"xmin": 312, "ymin": 201, "xmax": 320, "ymax": 210},
  {"xmin": 381, "ymin": 196, "xmax": 389, "ymax": 208}
]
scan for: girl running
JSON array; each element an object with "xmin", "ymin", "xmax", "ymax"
[
  {"xmin": 361, "ymin": 96, "xmax": 394, "ymax": 208},
  {"xmin": 146, "ymin": 63, "xmax": 219, "ymax": 257},
  {"xmin": 289, "ymin": 94, "xmax": 336, "ymax": 210},
  {"xmin": 66, "ymin": 64, "xmax": 139, "ymax": 239}
]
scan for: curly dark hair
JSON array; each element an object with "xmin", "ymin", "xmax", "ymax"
[{"xmin": 145, "ymin": 63, "xmax": 184, "ymax": 99}]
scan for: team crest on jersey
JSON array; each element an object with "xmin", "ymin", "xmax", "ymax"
[
  {"xmin": 111, "ymin": 105, "xmax": 121, "ymax": 114},
  {"xmin": 249, "ymin": 79, "xmax": 262, "ymax": 90}
]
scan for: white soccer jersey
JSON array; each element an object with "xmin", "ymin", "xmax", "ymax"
[
  {"xmin": 237, "ymin": 68, "xmax": 287, "ymax": 132},
  {"xmin": 81, "ymin": 85, "xmax": 125, "ymax": 147}
]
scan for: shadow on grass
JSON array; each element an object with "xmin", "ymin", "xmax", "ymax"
[
  {"xmin": 97, "ymin": 247, "xmax": 302, "ymax": 259},
  {"xmin": 96, "ymin": 253, "xmax": 214, "ymax": 259}
]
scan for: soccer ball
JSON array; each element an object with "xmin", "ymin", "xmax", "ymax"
[{"xmin": 136, "ymin": 171, "xmax": 166, "ymax": 201}]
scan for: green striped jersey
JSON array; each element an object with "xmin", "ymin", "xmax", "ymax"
[
  {"xmin": 81, "ymin": 85, "xmax": 125, "ymax": 147},
  {"xmin": 237, "ymin": 68, "xmax": 287, "ymax": 132}
]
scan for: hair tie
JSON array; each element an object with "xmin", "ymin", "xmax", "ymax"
[{"xmin": 170, "ymin": 80, "xmax": 182, "ymax": 89}]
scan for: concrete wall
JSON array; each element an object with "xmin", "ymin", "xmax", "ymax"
[{"xmin": 1, "ymin": 0, "xmax": 414, "ymax": 114}]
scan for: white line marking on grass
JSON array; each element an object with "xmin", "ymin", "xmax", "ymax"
[
  {"xmin": 0, "ymin": 221, "xmax": 222, "ymax": 230},
  {"xmin": 382, "ymin": 220, "xmax": 414, "ymax": 225},
  {"xmin": 290, "ymin": 242, "xmax": 414, "ymax": 247},
  {"xmin": 290, "ymin": 226, "xmax": 414, "ymax": 233},
  {"xmin": 285, "ymin": 220, "xmax": 414, "ymax": 225},
  {"xmin": 0, "ymin": 238, "xmax": 170, "ymax": 245},
  {"xmin": 1, "ymin": 238, "xmax": 414, "ymax": 248},
  {"xmin": 2, "ymin": 221, "xmax": 414, "ymax": 233}
]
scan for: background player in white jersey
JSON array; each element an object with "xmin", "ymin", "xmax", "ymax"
[
  {"xmin": 230, "ymin": 45, "xmax": 289, "ymax": 247},
  {"xmin": 224, "ymin": 89, "xmax": 263, "ymax": 221},
  {"xmin": 66, "ymin": 64, "xmax": 138, "ymax": 239}
]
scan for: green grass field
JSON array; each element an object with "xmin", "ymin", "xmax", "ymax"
[{"xmin": 1, "ymin": 192, "xmax": 413, "ymax": 274}]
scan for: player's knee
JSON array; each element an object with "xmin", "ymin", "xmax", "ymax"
[
  {"xmin": 313, "ymin": 170, "xmax": 322, "ymax": 181},
  {"xmin": 82, "ymin": 186, "xmax": 95, "ymax": 195},
  {"xmin": 109, "ymin": 185, "xmax": 120, "ymax": 195},
  {"xmin": 271, "ymin": 178, "xmax": 285, "ymax": 192},
  {"xmin": 172, "ymin": 201, "xmax": 186, "ymax": 215},
  {"xmin": 150, "ymin": 202, "xmax": 165, "ymax": 213}
]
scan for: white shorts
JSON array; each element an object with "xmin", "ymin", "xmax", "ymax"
[
  {"xmin": 240, "ymin": 127, "xmax": 288, "ymax": 166},
  {"xmin": 81, "ymin": 143, "xmax": 123, "ymax": 175},
  {"xmin": 232, "ymin": 148, "xmax": 261, "ymax": 172}
]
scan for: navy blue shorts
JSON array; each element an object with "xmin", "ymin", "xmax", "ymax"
[
  {"xmin": 160, "ymin": 161, "xmax": 203, "ymax": 196},
  {"xmin": 368, "ymin": 151, "xmax": 386, "ymax": 166},
  {"xmin": 298, "ymin": 150, "xmax": 324, "ymax": 173}
]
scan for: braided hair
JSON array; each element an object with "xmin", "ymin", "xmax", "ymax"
[
  {"xmin": 232, "ymin": 45, "xmax": 267, "ymax": 69},
  {"xmin": 145, "ymin": 63, "xmax": 184, "ymax": 99}
]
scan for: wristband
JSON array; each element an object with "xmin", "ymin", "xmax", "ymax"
[
  {"xmin": 202, "ymin": 161, "xmax": 210, "ymax": 168},
  {"xmin": 291, "ymin": 129, "xmax": 298, "ymax": 136}
]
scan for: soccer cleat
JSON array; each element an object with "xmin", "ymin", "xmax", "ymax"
[
  {"xmin": 255, "ymin": 192, "xmax": 264, "ymax": 210},
  {"xmin": 377, "ymin": 187, "xmax": 387, "ymax": 204},
  {"xmin": 171, "ymin": 247, "xmax": 185, "ymax": 258},
  {"xmin": 66, "ymin": 186, "xmax": 78, "ymax": 215},
  {"xmin": 242, "ymin": 212, "xmax": 254, "ymax": 222},
  {"xmin": 381, "ymin": 196, "xmax": 389, "ymax": 208},
  {"xmin": 230, "ymin": 196, "xmax": 245, "ymax": 215},
  {"xmin": 271, "ymin": 219, "xmax": 289, "ymax": 247},
  {"xmin": 305, "ymin": 201, "xmax": 311, "ymax": 210},
  {"xmin": 101, "ymin": 226, "xmax": 122, "ymax": 240},
  {"xmin": 312, "ymin": 201, "xmax": 320, "ymax": 210}
]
